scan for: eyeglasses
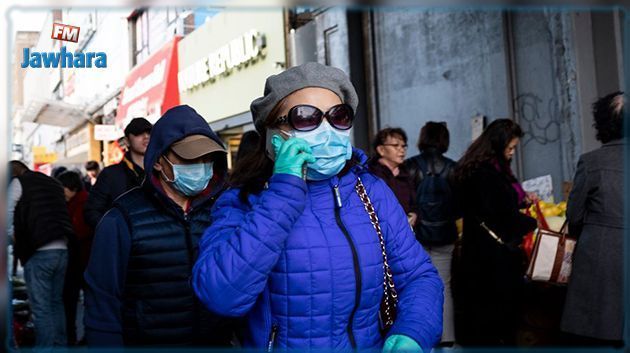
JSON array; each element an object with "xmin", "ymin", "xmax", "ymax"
[
  {"xmin": 382, "ymin": 143, "xmax": 408, "ymax": 150},
  {"xmin": 276, "ymin": 104, "xmax": 354, "ymax": 132}
]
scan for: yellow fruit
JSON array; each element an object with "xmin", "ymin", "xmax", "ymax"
[{"xmin": 546, "ymin": 216, "xmax": 566, "ymax": 232}]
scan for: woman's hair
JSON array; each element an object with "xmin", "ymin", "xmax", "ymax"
[
  {"xmin": 372, "ymin": 127, "xmax": 407, "ymax": 158},
  {"xmin": 56, "ymin": 170, "xmax": 84, "ymax": 192},
  {"xmin": 593, "ymin": 91, "xmax": 624, "ymax": 144},
  {"xmin": 236, "ymin": 131, "xmax": 261, "ymax": 162},
  {"xmin": 418, "ymin": 121, "xmax": 450, "ymax": 154},
  {"xmin": 453, "ymin": 119, "xmax": 524, "ymax": 182},
  {"xmin": 230, "ymin": 99, "xmax": 287, "ymax": 202}
]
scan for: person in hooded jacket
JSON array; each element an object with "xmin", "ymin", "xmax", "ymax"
[
  {"xmin": 192, "ymin": 62, "xmax": 444, "ymax": 352},
  {"xmin": 83, "ymin": 105, "xmax": 236, "ymax": 347}
]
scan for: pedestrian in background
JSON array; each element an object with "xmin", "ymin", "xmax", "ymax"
[
  {"xmin": 56, "ymin": 170, "xmax": 93, "ymax": 345},
  {"xmin": 560, "ymin": 92, "xmax": 625, "ymax": 347},
  {"xmin": 451, "ymin": 119, "xmax": 537, "ymax": 346},
  {"xmin": 83, "ymin": 160, "xmax": 100, "ymax": 192},
  {"xmin": 369, "ymin": 127, "xmax": 418, "ymax": 227},
  {"xmin": 193, "ymin": 62, "xmax": 443, "ymax": 352},
  {"xmin": 84, "ymin": 105, "xmax": 236, "ymax": 347},
  {"xmin": 51, "ymin": 166, "xmax": 67, "ymax": 179},
  {"xmin": 8, "ymin": 160, "xmax": 73, "ymax": 350},
  {"xmin": 404, "ymin": 121, "xmax": 459, "ymax": 347},
  {"xmin": 84, "ymin": 118, "xmax": 151, "ymax": 229}
]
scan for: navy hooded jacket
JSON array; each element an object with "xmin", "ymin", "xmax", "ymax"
[{"xmin": 84, "ymin": 105, "xmax": 233, "ymax": 347}]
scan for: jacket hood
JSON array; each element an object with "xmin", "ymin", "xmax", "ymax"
[{"xmin": 144, "ymin": 105, "xmax": 227, "ymax": 176}]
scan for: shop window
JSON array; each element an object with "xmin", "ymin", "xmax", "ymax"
[
  {"xmin": 289, "ymin": 7, "xmax": 329, "ymax": 29},
  {"xmin": 129, "ymin": 9, "xmax": 150, "ymax": 66}
]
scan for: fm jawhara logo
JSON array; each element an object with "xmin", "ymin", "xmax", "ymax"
[{"xmin": 21, "ymin": 22, "xmax": 107, "ymax": 69}]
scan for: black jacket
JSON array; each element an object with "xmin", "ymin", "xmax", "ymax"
[
  {"xmin": 405, "ymin": 151, "xmax": 460, "ymax": 245},
  {"xmin": 13, "ymin": 171, "xmax": 73, "ymax": 264},
  {"xmin": 454, "ymin": 161, "xmax": 536, "ymax": 345},
  {"xmin": 116, "ymin": 183, "xmax": 234, "ymax": 346},
  {"xmin": 83, "ymin": 153, "xmax": 144, "ymax": 229}
]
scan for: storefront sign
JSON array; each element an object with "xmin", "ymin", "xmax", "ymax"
[
  {"xmin": 178, "ymin": 30, "xmax": 266, "ymax": 92},
  {"xmin": 120, "ymin": 59, "xmax": 166, "ymax": 105},
  {"xmin": 94, "ymin": 124, "xmax": 124, "ymax": 141},
  {"xmin": 66, "ymin": 126, "xmax": 89, "ymax": 157},
  {"xmin": 32, "ymin": 146, "xmax": 58, "ymax": 164},
  {"xmin": 33, "ymin": 152, "xmax": 58, "ymax": 164},
  {"xmin": 116, "ymin": 37, "xmax": 181, "ymax": 129},
  {"xmin": 177, "ymin": 10, "xmax": 285, "ymax": 124}
]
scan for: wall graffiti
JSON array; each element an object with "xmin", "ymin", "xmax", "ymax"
[{"xmin": 515, "ymin": 93, "xmax": 562, "ymax": 146}]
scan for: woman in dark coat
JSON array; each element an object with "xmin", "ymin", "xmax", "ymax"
[
  {"xmin": 452, "ymin": 119, "xmax": 537, "ymax": 346},
  {"xmin": 368, "ymin": 127, "xmax": 418, "ymax": 226},
  {"xmin": 561, "ymin": 92, "xmax": 625, "ymax": 347}
]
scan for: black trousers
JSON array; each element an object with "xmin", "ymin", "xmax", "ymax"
[{"xmin": 63, "ymin": 249, "xmax": 83, "ymax": 346}]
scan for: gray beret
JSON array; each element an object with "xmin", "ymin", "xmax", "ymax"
[{"xmin": 250, "ymin": 62, "xmax": 359, "ymax": 131}]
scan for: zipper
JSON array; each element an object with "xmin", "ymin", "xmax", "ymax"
[
  {"xmin": 332, "ymin": 184, "xmax": 361, "ymax": 349},
  {"xmin": 267, "ymin": 323, "xmax": 279, "ymax": 352},
  {"xmin": 182, "ymin": 220, "xmax": 201, "ymax": 339}
]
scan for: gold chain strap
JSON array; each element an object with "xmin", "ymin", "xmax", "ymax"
[{"xmin": 355, "ymin": 177, "xmax": 398, "ymax": 329}]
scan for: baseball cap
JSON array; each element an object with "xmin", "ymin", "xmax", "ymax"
[
  {"xmin": 124, "ymin": 117, "xmax": 153, "ymax": 136},
  {"xmin": 170, "ymin": 134, "xmax": 226, "ymax": 160}
]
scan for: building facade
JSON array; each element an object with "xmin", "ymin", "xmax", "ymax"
[{"xmin": 290, "ymin": 8, "xmax": 625, "ymax": 201}]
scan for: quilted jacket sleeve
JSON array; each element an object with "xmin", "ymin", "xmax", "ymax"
[
  {"xmin": 192, "ymin": 174, "xmax": 308, "ymax": 316},
  {"xmin": 370, "ymin": 177, "xmax": 444, "ymax": 352}
]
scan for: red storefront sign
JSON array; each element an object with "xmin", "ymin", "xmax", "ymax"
[{"xmin": 115, "ymin": 36, "xmax": 181, "ymax": 129}]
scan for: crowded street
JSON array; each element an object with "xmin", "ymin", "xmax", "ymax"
[{"xmin": 6, "ymin": 5, "xmax": 627, "ymax": 352}]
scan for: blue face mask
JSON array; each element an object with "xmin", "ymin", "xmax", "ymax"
[
  {"xmin": 162, "ymin": 156, "xmax": 214, "ymax": 196},
  {"xmin": 270, "ymin": 122, "xmax": 352, "ymax": 181}
]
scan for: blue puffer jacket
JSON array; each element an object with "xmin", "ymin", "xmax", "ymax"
[{"xmin": 193, "ymin": 149, "xmax": 443, "ymax": 351}]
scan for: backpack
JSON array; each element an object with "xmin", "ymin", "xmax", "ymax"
[{"xmin": 413, "ymin": 155, "xmax": 458, "ymax": 245}]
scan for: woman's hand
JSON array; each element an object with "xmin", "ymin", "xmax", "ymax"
[
  {"xmin": 271, "ymin": 135, "xmax": 316, "ymax": 179},
  {"xmin": 524, "ymin": 191, "xmax": 540, "ymax": 205},
  {"xmin": 407, "ymin": 212, "xmax": 418, "ymax": 227},
  {"xmin": 383, "ymin": 335, "xmax": 422, "ymax": 353}
]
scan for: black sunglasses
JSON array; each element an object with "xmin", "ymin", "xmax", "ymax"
[{"xmin": 276, "ymin": 104, "xmax": 354, "ymax": 132}]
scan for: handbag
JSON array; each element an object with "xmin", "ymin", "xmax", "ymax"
[
  {"xmin": 526, "ymin": 220, "xmax": 575, "ymax": 285},
  {"xmin": 354, "ymin": 177, "xmax": 398, "ymax": 333},
  {"xmin": 522, "ymin": 202, "xmax": 549, "ymax": 260}
]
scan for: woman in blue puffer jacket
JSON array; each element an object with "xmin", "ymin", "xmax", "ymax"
[{"xmin": 193, "ymin": 62, "xmax": 443, "ymax": 352}]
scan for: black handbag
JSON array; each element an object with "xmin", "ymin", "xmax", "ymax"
[{"xmin": 355, "ymin": 177, "xmax": 398, "ymax": 333}]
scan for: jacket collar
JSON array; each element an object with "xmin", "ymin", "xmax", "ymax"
[
  {"xmin": 603, "ymin": 138, "xmax": 625, "ymax": 147},
  {"xmin": 121, "ymin": 152, "xmax": 142, "ymax": 177},
  {"xmin": 368, "ymin": 156, "xmax": 410, "ymax": 178},
  {"xmin": 143, "ymin": 171, "xmax": 226, "ymax": 220}
]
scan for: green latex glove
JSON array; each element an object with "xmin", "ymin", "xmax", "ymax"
[
  {"xmin": 271, "ymin": 135, "xmax": 316, "ymax": 178},
  {"xmin": 383, "ymin": 335, "xmax": 423, "ymax": 353}
]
